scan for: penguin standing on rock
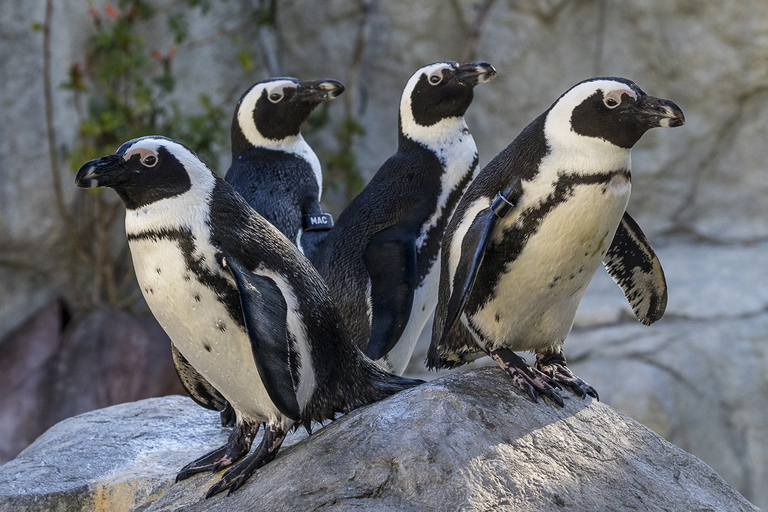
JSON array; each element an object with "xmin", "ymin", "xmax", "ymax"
[
  {"xmin": 314, "ymin": 61, "xmax": 497, "ymax": 375},
  {"xmin": 225, "ymin": 77, "xmax": 344, "ymax": 263},
  {"xmin": 75, "ymin": 136, "xmax": 420, "ymax": 497},
  {"xmin": 428, "ymin": 77, "xmax": 684, "ymax": 405}
]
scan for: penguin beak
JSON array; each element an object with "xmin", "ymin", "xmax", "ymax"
[
  {"xmin": 454, "ymin": 62, "xmax": 497, "ymax": 86},
  {"xmin": 297, "ymin": 79, "xmax": 346, "ymax": 103},
  {"xmin": 75, "ymin": 154, "xmax": 126, "ymax": 189},
  {"xmin": 633, "ymin": 95, "xmax": 685, "ymax": 128}
]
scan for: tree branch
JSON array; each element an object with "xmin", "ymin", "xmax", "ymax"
[{"xmin": 460, "ymin": 0, "xmax": 498, "ymax": 63}]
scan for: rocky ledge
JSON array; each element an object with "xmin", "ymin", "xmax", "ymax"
[{"xmin": 0, "ymin": 368, "xmax": 758, "ymax": 511}]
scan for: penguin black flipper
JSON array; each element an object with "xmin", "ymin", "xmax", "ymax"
[
  {"xmin": 441, "ymin": 178, "xmax": 524, "ymax": 343},
  {"xmin": 220, "ymin": 250, "xmax": 302, "ymax": 422},
  {"xmin": 363, "ymin": 226, "xmax": 418, "ymax": 360},
  {"xmin": 603, "ymin": 211, "xmax": 668, "ymax": 325},
  {"xmin": 440, "ymin": 207, "xmax": 498, "ymax": 343},
  {"xmin": 171, "ymin": 343, "xmax": 235, "ymax": 426}
]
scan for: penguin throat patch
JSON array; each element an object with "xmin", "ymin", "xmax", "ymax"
[{"xmin": 302, "ymin": 213, "xmax": 334, "ymax": 231}]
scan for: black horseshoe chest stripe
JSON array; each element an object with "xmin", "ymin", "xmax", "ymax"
[
  {"xmin": 466, "ymin": 169, "xmax": 631, "ymax": 314},
  {"xmin": 127, "ymin": 228, "xmax": 245, "ymax": 329}
]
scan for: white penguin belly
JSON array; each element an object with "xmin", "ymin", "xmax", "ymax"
[
  {"xmin": 129, "ymin": 238, "xmax": 281, "ymax": 424},
  {"xmin": 470, "ymin": 177, "xmax": 630, "ymax": 352}
]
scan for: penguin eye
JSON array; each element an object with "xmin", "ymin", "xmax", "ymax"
[
  {"xmin": 603, "ymin": 96, "xmax": 620, "ymax": 109},
  {"xmin": 141, "ymin": 154, "xmax": 158, "ymax": 167},
  {"xmin": 268, "ymin": 92, "xmax": 284, "ymax": 103},
  {"xmin": 428, "ymin": 73, "xmax": 442, "ymax": 85}
]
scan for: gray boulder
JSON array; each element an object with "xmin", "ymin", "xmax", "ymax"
[{"xmin": 0, "ymin": 369, "xmax": 757, "ymax": 511}]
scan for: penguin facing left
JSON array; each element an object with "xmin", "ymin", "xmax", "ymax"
[
  {"xmin": 428, "ymin": 77, "xmax": 684, "ymax": 405},
  {"xmin": 314, "ymin": 61, "xmax": 497, "ymax": 375},
  {"xmin": 225, "ymin": 77, "xmax": 344, "ymax": 263},
  {"xmin": 75, "ymin": 136, "xmax": 421, "ymax": 497}
]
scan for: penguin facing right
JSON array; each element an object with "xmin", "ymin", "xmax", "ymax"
[
  {"xmin": 427, "ymin": 77, "xmax": 684, "ymax": 405},
  {"xmin": 75, "ymin": 136, "xmax": 421, "ymax": 497},
  {"xmin": 225, "ymin": 77, "xmax": 344, "ymax": 263},
  {"xmin": 314, "ymin": 61, "xmax": 497, "ymax": 375}
]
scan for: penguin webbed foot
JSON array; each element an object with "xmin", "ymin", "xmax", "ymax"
[
  {"xmin": 536, "ymin": 351, "xmax": 599, "ymax": 401},
  {"xmin": 205, "ymin": 423, "xmax": 287, "ymax": 498},
  {"xmin": 490, "ymin": 348, "xmax": 565, "ymax": 407},
  {"xmin": 176, "ymin": 421, "xmax": 258, "ymax": 482}
]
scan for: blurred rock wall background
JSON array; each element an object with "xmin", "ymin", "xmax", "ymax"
[{"xmin": 2, "ymin": 0, "xmax": 767, "ymax": 508}]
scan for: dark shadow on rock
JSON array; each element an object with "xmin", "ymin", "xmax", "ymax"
[{"xmin": 0, "ymin": 299, "xmax": 184, "ymax": 463}]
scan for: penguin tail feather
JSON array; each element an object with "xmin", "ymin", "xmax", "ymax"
[{"xmin": 348, "ymin": 361, "xmax": 423, "ymax": 410}]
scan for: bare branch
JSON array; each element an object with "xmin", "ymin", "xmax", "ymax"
[
  {"xmin": 43, "ymin": 0, "xmax": 95, "ymax": 267},
  {"xmin": 345, "ymin": 0, "xmax": 374, "ymax": 117},
  {"xmin": 460, "ymin": 0, "xmax": 498, "ymax": 63},
  {"xmin": 258, "ymin": 0, "xmax": 281, "ymax": 76}
]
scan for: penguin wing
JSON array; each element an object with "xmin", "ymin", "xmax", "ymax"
[
  {"xmin": 603, "ymin": 211, "xmax": 668, "ymax": 325},
  {"xmin": 363, "ymin": 225, "xmax": 418, "ymax": 360},
  {"xmin": 171, "ymin": 343, "xmax": 232, "ymax": 414},
  {"xmin": 221, "ymin": 250, "xmax": 302, "ymax": 421},
  {"xmin": 439, "ymin": 207, "xmax": 499, "ymax": 343}
]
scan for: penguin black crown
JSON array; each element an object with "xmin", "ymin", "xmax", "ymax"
[
  {"xmin": 314, "ymin": 61, "xmax": 496, "ymax": 375},
  {"xmin": 225, "ymin": 77, "xmax": 344, "ymax": 263},
  {"xmin": 428, "ymin": 77, "xmax": 684, "ymax": 405},
  {"xmin": 75, "ymin": 136, "xmax": 420, "ymax": 497}
]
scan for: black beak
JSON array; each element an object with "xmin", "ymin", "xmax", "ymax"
[
  {"xmin": 75, "ymin": 154, "xmax": 125, "ymax": 189},
  {"xmin": 297, "ymin": 79, "xmax": 346, "ymax": 103},
  {"xmin": 635, "ymin": 95, "xmax": 685, "ymax": 128},
  {"xmin": 454, "ymin": 61, "xmax": 497, "ymax": 86}
]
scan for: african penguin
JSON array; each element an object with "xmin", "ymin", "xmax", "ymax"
[
  {"xmin": 313, "ymin": 61, "xmax": 497, "ymax": 375},
  {"xmin": 75, "ymin": 136, "xmax": 420, "ymax": 497},
  {"xmin": 427, "ymin": 77, "xmax": 684, "ymax": 405},
  {"xmin": 225, "ymin": 77, "xmax": 344, "ymax": 263}
]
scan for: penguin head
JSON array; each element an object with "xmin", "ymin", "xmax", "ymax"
[
  {"xmin": 232, "ymin": 77, "xmax": 345, "ymax": 151},
  {"xmin": 399, "ymin": 61, "xmax": 497, "ymax": 139},
  {"xmin": 546, "ymin": 77, "xmax": 685, "ymax": 151},
  {"xmin": 75, "ymin": 136, "xmax": 214, "ymax": 210}
]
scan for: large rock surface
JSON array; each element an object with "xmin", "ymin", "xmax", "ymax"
[
  {"xmin": 0, "ymin": 369, "xmax": 757, "ymax": 511},
  {"xmin": 404, "ymin": 241, "xmax": 768, "ymax": 510}
]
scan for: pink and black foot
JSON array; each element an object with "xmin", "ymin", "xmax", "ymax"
[
  {"xmin": 176, "ymin": 419, "xmax": 259, "ymax": 482},
  {"xmin": 490, "ymin": 347, "xmax": 565, "ymax": 407},
  {"xmin": 535, "ymin": 351, "xmax": 599, "ymax": 400},
  {"xmin": 204, "ymin": 423, "xmax": 287, "ymax": 498}
]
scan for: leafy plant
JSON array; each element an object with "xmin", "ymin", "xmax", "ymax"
[{"xmin": 51, "ymin": 0, "xmax": 230, "ymax": 308}]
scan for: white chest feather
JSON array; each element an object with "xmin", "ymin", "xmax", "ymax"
[
  {"xmin": 379, "ymin": 121, "xmax": 477, "ymax": 374},
  {"xmin": 125, "ymin": 190, "xmax": 290, "ymax": 425},
  {"xmin": 459, "ymin": 146, "xmax": 632, "ymax": 353},
  {"xmin": 129, "ymin": 235, "xmax": 281, "ymax": 423},
  {"xmin": 414, "ymin": 119, "xmax": 478, "ymax": 250}
]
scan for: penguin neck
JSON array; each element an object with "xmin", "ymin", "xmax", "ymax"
[
  {"xmin": 124, "ymin": 173, "xmax": 215, "ymax": 238},
  {"xmin": 231, "ymin": 128, "xmax": 323, "ymax": 197},
  {"xmin": 543, "ymin": 103, "xmax": 632, "ymax": 174},
  {"xmin": 398, "ymin": 114, "xmax": 470, "ymax": 153}
]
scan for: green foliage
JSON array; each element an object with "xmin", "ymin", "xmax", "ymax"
[
  {"xmin": 64, "ymin": 0, "xmax": 228, "ymax": 172},
  {"xmin": 57, "ymin": 0, "xmax": 231, "ymax": 307}
]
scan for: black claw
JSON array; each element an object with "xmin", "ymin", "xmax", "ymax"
[{"xmin": 205, "ymin": 480, "xmax": 227, "ymax": 499}]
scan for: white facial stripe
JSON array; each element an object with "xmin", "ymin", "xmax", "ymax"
[
  {"xmin": 123, "ymin": 147, "xmax": 157, "ymax": 163},
  {"xmin": 123, "ymin": 138, "xmax": 216, "ymax": 232},
  {"xmin": 237, "ymin": 80, "xmax": 297, "ymax": 146},
  {"xmin": 544, "ymin": 80, "xmax": 636, "ymax": 158},
  {"xmin": 235, "ymin": 81, "xmax": 323, "ymax": 195},
  {"xmin": 400, "ymin": 62, "xmax": 456, "ymax": 141}
]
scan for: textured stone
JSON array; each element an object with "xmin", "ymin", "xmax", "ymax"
[
  {"xmin": 0, "ymin": 370, "xmax": 757, "ymax": 511},
  {"xmin": 404, "ymin": 241, "xmax": 768, "ymax": 510}
]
